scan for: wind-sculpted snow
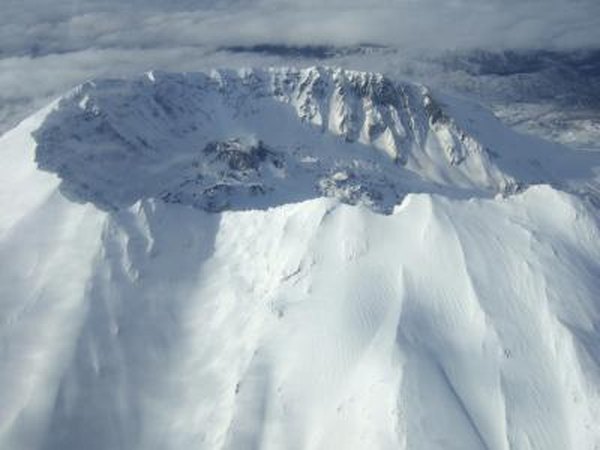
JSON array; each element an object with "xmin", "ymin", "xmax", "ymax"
[
  {"xmin": 1, "ymin": 68, "xmax": 600, "ymax": 450},
  {"xmin": 32, "ymin": 67, "xmax": 600, "ymax": 212}
]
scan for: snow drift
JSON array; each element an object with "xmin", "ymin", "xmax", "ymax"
[{"xmin": 1, "ymin": 67, "xmax": 600, "ymax": 450}]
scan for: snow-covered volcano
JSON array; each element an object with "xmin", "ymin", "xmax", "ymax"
[{"xmin": 1, "ymin": 67, "xmax": 600, "ymax": 450}]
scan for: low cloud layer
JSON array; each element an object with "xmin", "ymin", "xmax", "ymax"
[
  {"xmin": 3, "ymin": 0, "xmax": 600, "ymax": 58},
  {"xmin": 1, "ymin": 0, "xmax": 599, "ymax": 133}
]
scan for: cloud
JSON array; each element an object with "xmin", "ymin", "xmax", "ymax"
[
  {"xmin": 2, "ymin": 0, "xmax": 600, "ymax": 58},
  {"xmin": 1, "ymin": 0, "xmax": 599, "ymax": 132}
]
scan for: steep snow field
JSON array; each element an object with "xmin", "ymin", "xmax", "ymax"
[{"xmin": 1, "ymin": 68, "xmax": 600, "ymax": 450}]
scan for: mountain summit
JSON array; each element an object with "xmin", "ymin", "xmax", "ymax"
[
  {"xmin": 1, "ymin": 67, "xmax": 600, "ymax": 450},
  {"xmin": 33, "ymin": 67, "xmax": 599, "ymax": 212}
]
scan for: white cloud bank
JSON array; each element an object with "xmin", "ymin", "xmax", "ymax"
[
  {"xmin": 0, "ymin": 0, "xmax": 598, "ymax": 133},
  {"xmin": 3, "ymin": 0, "xmax": 599, "ymax": 57}
]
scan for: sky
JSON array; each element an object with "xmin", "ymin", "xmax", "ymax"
[{"xmin": 1, "ymin": 0, "xmax": 599, "ymax": 132}]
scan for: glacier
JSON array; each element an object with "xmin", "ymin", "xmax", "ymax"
[{"xmin": 1, "ymin": 67, "xmax": 600, "ymax": 450}]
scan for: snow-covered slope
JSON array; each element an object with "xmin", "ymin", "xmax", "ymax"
[{"xmin": 1, "ymin": 67, "xmax": 600, "ymax": 450}]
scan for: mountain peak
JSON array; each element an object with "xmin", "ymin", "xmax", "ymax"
[{"xmin": 2, "ymin": 66, "xmax": 600, "ymax": 450}]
